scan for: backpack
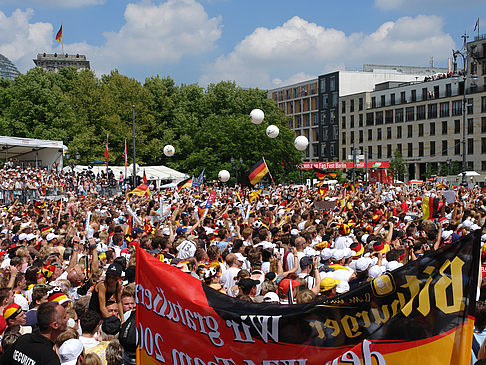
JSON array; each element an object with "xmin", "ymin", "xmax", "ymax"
[{"xmin": 119, "ymin": 310, "xmax": 137, "ymax": 353}]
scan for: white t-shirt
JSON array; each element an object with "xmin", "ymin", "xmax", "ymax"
[
  {"xmin": 220, "ymin": 267, "xmax": 240, "ymax": 290},
  {"xmin": 285, "ymin": 251, "xmax": 305, "ymax": 274}
]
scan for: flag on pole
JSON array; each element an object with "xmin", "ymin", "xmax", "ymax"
[
  {"xmin": 143, "ymin": 169, "xmax": 148, "ymax": 183},
  {"xmin": 192, "ymin": 169, "xmax": 205, "ymax": 188},
  {"xmin": 422, "ymin": 196, "xmax": 440, "ymax": 220},
  {"xmin": 474, "ymin": 18, "xmax": 479, "ymax": 31},
  {"xmin": 55, "ymin": 25, "xmax": 63, "ymax": 43},
  {"xmin": 313, "ymin": 166, "xmax": 327, "ymax": 180},
  {"xmin": 122, "ymin": 139, "xmax": 128, "ymax": 168},
  {"xmin": 248, "ymin": 158, "xmax": 269, "ymax": 185},
  {"xmin": 104, "ymin": 134, "xmax": 109, "ymax": 175},
  {"xmin": 177, "ymin": 177, "xmax": 193, "ymax": 191},
  {"xmin": 127, "ymin": 183, "xmax": 150, "ymax": 200}
]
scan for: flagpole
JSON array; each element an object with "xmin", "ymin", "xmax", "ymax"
[
  {"xmin": 263, "ymin": 157, "xmax": 276, "ymax": 188},
  {"xmin": 124, "ymin": 138, "xmax": 127, "ymax": 184}
]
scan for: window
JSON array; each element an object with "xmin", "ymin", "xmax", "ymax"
[
  {"xmin": 401, "ymin": 91, "xmax": 406, "ymax": 103},
  {"xmin": 387, "ymin": 127, "xmax": 392, "ymax": 139},
  {"xmin": 304, "ymin": 114, "xmax": 309, "ymax": 127},
  {"xmin": 406, "ymin": 107, "xmax": 415, "ymax": 121},
  {"xmin": 350, "ymin": 99, "xmax": 355, "ymax": 112},
  {"xmin": 368, "ymin": 146, "xmax": 372, "ymax": 158},
  {"xmin": 359, "ymin": 114, "xmax": 363, "ymax": 127},
  {"xmin": 387, "ymin": 144, "xmax": 392, "ymax": 158},
  {"xmin": 366, "ymin": 113, "xmax": 374, "ymax": 126},
  {"xmin": 377, "ymin": 128, "xmax": 382, "ymax": 140},
  {"xmin": 310, "ymin": 83, "xmax": 316, "ymax": 94},
  {"xmin": 468, "ymin": 138, "xmax": 474, "ymax": 154},
  {"xmin": 290, "ymin": 102, "xmax": 294, "ymax": 114},
  {"xmin": 452, "ymin": 100, "xmax": 462, "ymax": 116},
  {"xmin": 397, "ymin": 144, "xmax": 402, "ymax": 154},
  {"xmin": 286, "ymin": 89, "xmax": 290, "ymax": 99},
  {"xmin": 385, "ymin": 110, "xmax": 393, "ymax": 124},
  {"xmin": 342, "ymin": 148, "xmax": 346, "ymax": 160},
  {"xmin": 482, "ymin": 117, "xmax": 486, "ymax": 133},
  {"xmin": 428, "ymin": 104, "xmax": 437, "ymax": 119},
  {"xmin": 422, "ymin": 88, "xmax": 428, "ymax": 101},
  {"xmin": 390, "ymin": 94, "xmax": 395, "ymax": 105},
  {"xmin": 482, "ymin": 161, "xmax": 486, "ymax": 171},
  {"xmin": 332, "ymin": 92, "xmax": 338, "ymax": 107},
  {"xmin": 411, "ymin": 90, "xmax": 416, "ymax": 102},
  {"xmin": 468, "ymin": 98, "xmax": 474, "ymax": 114},
  {"xmin": 434, "ymin": 86, "xmax": 439, "ymax": 98},
  {"xmin": 342, "ymin": 116, "xmax": 346, "ymax": 129},
  {"xmin": 416, "ymin": 105, "xmax": 426, "ymax": 120},
  {"xmin": 408, "ymin": 125, "xmax": 413, "ymax": 138},
  {"xmin": 313, "ymin": 113, "xmax": 318, "ymax": 126},
  {"xmin": 482, "ymin": 138, "xmax": 486, "ymax": 154},
  {"xmin": 419, "ymin": 142, "xmax": 424, "ymax": 157},
  {"xmin": 377, "ymin": 145, "xmax": 382, "ymax": 158},
  {"xmin": 442, "ymin": 140, "xmax": 448, "ymax": 156},
  {"xmin": 430, "ymin": 122, "xmax": 435, "ymax": 136},
  {"xmin": 408, "ymin": 143, "xmax": 413, "ymax": 157},
  {"xmin": 313, "ymin": 144, "xmax": 319, "ymax": 157},
  {"xmin": 376, "ymin": 111, "xmax": 383, "ymax": 125},
  {"xmin": 395, "ymin": 108, "xmax": 404, "ymax": 123},
  {"xmin": 430, "ymin": 141, "xmax": 436, "ymax": 156},
  {"xmin": 359, "ymin": 130, "xmax": 363, "ymax": 143},
  {"xmin": 329, "ymin": 76, "xmax": 336, "ymax": 91},
  {"xmin": 330, "ymin": 109, "xmax": 336, "ymax": 123},
  {"xmin": 418, "ymin": 124, "xmax": 424, "ymax": 137},
  {"xmin": 439, "ymin": 102, "xmax": 450, "ymax": 117},
  {"xmin": 368, "ymin": 129, "xmax": 373, "ymax": 141},
  {"xmin": 320, "ymin": 79, "xmax": 326, "ymax": 93},
  {"xmin": 322, "ymin": 95, "xmax": 329, "ymax": 109},
  {"xmin": 446, "ymin": 84, "xmax": 452, "ymax": 97},
  {"xmin": 359, "ymin": 98, "xmax": 363, "ymax": 111},
  {"xmin": 341, "ymin": 101, "xmax": 346, "ymax": 113},
  {"xmin": 454, "ymin": 120, "xmax": 460, "ymax": 134},
  {"xmin": 342, "ymin": 132, "xmax": 346, "ymax": 145},
  {"xmin": 296, "ymin": 115, "xmax": 302, "ymax": 128},
  {"xmin": 468, "ymin": 118, "xmax": 474, "ymax": 134},
  {"xmin": 455, "ymin": 139, "xmax": 460, "ymax": 155},
  {"xmin": 442, "ymin": 121, "xmax": 447, "ymax": 135},
  {"xmin": 330, "ymin": 142, "xmax": 335, "ymax": 156},
  {"xmin": 482, "ymin": 96, "xmax": 486, "ymax": 113},
  {"xmin": 468, "ymin": 161, "xmax": 474, "ymax": 170},
  {"xmin": 293, "ymin": 87, "xmax": 298, "ymax": 98},
  {"xmin": 323, "ymin": 126, "xmax": 328, "ymax": 140},
  {"xmin": 288, "ymin": 120, "xmax": 293, "ymax": 128},
  {"xmin": 371, "ymin": 97, "xmax": 376, "ymax": 108},
  {"xmin": 397, "ymin": 126, "xmax": 402, "ymax": 139},
  {"xmin": 381, "ymin": 95, "xmax": 385, "ymax": 107},
  {"xmin": 350, "ymin": 115, "xmax": 354, "ymax": 128}
]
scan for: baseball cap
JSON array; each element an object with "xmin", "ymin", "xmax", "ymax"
[
  {"xmin": 106, "ymin": 263, "xmax": 123, "ymax": 278},
  {"xmin": 278, "ymin": 278, "xmax": 300, "ymax": 293},
  {"xmin": 332, "ymin": 249, "xmax": 345, "ymax": 261},
  {"xmin": 47, "ymin": 287, "xmax": 71, "ymax": 306},
  {"xmin": 3, "ymin": 303, "xmax": 22, "ymax": 320},
  {"xmin": 46, "ymin": 233, "xmax": 59, "ymax": 242},
  {"xmin": 320, "ymin": 248, "xmax": 333, "ymax": 261},
  {"xmin": 263, "ymin": 292, "xmax": 280, "ymax": 303},
  {"xmin": 58, "ymin": 339, "xmax": 84, "ymax": 365},
  {"xmin": 368, "ymin": 265, "xmax": 386, "ymax": 279},
  {"xmin": 355, "ymin": 257, "xmax": 371, "ymax": 272},
  {"xmin": 320, "ymin": 277, "xmax": 340, "ymax": 292},
  {"xmin": 300, "ymin": 256, "xmax": 313, "ymax": 269},
  {"xmin": 234, "ymin": 253, "xmax": 246, "ymax": 262},
  {"xmin": 336, "ymin": 281, "xmax": 350, "ymax": 294},
  {"xmin": 238, "ymin": 278, "xmax": 259, "ymax": 291}
]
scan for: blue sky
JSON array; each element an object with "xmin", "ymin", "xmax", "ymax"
[{"xmin": 0, "ymin": 0, "xmax": 484, "ymax": 89}]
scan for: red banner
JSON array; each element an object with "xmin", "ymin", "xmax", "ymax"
[
  {"xmin": 298, "ymin": 162, "xmax": 390, "ymax": 169},
  {"xmin": 136, "ymin": 232, "xmax": 480, "ymax": 365}
]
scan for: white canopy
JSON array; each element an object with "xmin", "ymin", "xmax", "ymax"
[
  {"xmin": 64, "ymin": 164, "xmax": 189, "ymax": 185},
  {"xmin": 458, "ymin": 171, "xmax": 480, "ymax": 177},
  {"xmin": 0, "ymin": 135, "xmax": 67, "ymax": 170}
]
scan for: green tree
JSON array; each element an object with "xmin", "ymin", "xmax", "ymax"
[{"xmin": 390, "ymin": 149, "xmax": 406, "ymax": 182}]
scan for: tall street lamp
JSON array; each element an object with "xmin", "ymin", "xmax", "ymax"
[
  {"xmin": 231, "ymin": 157, "xmax": 243, "ymax": 186},
  {"xmin": 132, "ymin": 105, "xmax": 137, "ymax": 188},
  {"xmin": 452, "ymin": 32, "xmax": 478, "ymax": 186}
]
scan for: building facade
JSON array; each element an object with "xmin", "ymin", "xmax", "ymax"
[{"xmin": 33, "ymin": 53, "xmax": 90, "ymax": 72}]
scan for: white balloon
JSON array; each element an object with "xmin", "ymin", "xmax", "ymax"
[
  {"xmin": 294, "ymin": 136, "xmax": 309, "ymax": 151},
  {"xmin": 163, "ymin": 145, "xmax": 175, "ymax": 157},
  {"xmin": 266, "ymin": 125, "xmax": 279, "ymax": 139},
  {"xmin": 218, "ymin": 170, "xmax": 230, "ymax": 182},
  {"xmin": 250, "ymin": 109, "xmax": 264, "ymax": 124}
]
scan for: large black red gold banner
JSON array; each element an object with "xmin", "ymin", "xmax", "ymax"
[{"xmin": 136, "ymin": 231, "xmax": 480, "ymax": 364}]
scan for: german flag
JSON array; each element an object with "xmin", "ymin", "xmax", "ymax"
[
  {"xmin": 313, "ymin": 166, "xmax": 327, "ymax": 180},
  {"xmin": 55, "ymin": 25, "xmax": 62, "ymax": 43},
  {"xmin": 127, "ymin": 183, "xmax": 150, "ymax": 200},
  {"xmin": 422, "ymin": 197, "xmax": 440, "ymax": 220},
  {"xmin": 33, "ymin": 201, "xmax": 46, "ymax": 215},
  {"xmin": 317, "ymin": 186, "xmax": 328, "ymax": 197},
  {"xmin": 248, "ymin": 158, "xmax": 269, "ymax": 185},
  {"xmin": 177, "ymin": 177, "xmax": 193, "ymax": 191},
  {"xmin": 436, "ymin": 183, "xmax": 448, "ymax": 190},
  {"xmin": 327, "ymin": 173, "xmax": 337, "ymax": 179},
  {"xmin": 143, "ymin": 169, "xmax": 148, "ymax": 183}
]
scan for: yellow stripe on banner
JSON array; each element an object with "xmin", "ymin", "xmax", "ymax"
[{"xmin": 250, "ymin": 166, "xmax": 269, "ymax": 185}]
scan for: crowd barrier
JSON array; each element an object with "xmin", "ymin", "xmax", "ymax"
[{"xmin": 0, "ymin": 185, "xmax": 123, "ymax": 205}]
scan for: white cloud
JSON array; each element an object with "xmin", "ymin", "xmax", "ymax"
[
  {"xmin": 0, "ymin": 0, "xmax": 222, "ymax": 76},
  {"xmin": 0, "ymin": 0, "xmax": 105, "ymax": 8},
  {"xmin": 200, "ymin": 15, "xmax": 454, "ymax": 88},
  {"xmin": 0, "ymin": 9, "xmax": 52, "ymax": 72}
]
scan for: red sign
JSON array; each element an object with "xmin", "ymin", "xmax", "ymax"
[{"xmin": 298, "ymin": 161, "xmax": 390, "ymax": 169}]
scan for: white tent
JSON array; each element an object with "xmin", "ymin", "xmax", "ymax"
[
  {"xmin": 0, "ymin": 136, "xmax": 67, "ymax": 170},
  {"xmin": 64, "ymin": 164, "xmax": 189, "ymax": 186}
]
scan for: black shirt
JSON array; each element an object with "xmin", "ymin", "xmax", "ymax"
[{"xmin": 1, "ymin": 331, "xmax": 60, "ymax": 365}]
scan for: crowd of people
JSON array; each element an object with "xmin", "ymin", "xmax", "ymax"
[{"xmin": 0, "ymin": 162, "xmax": 485, "ymax": 364}]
